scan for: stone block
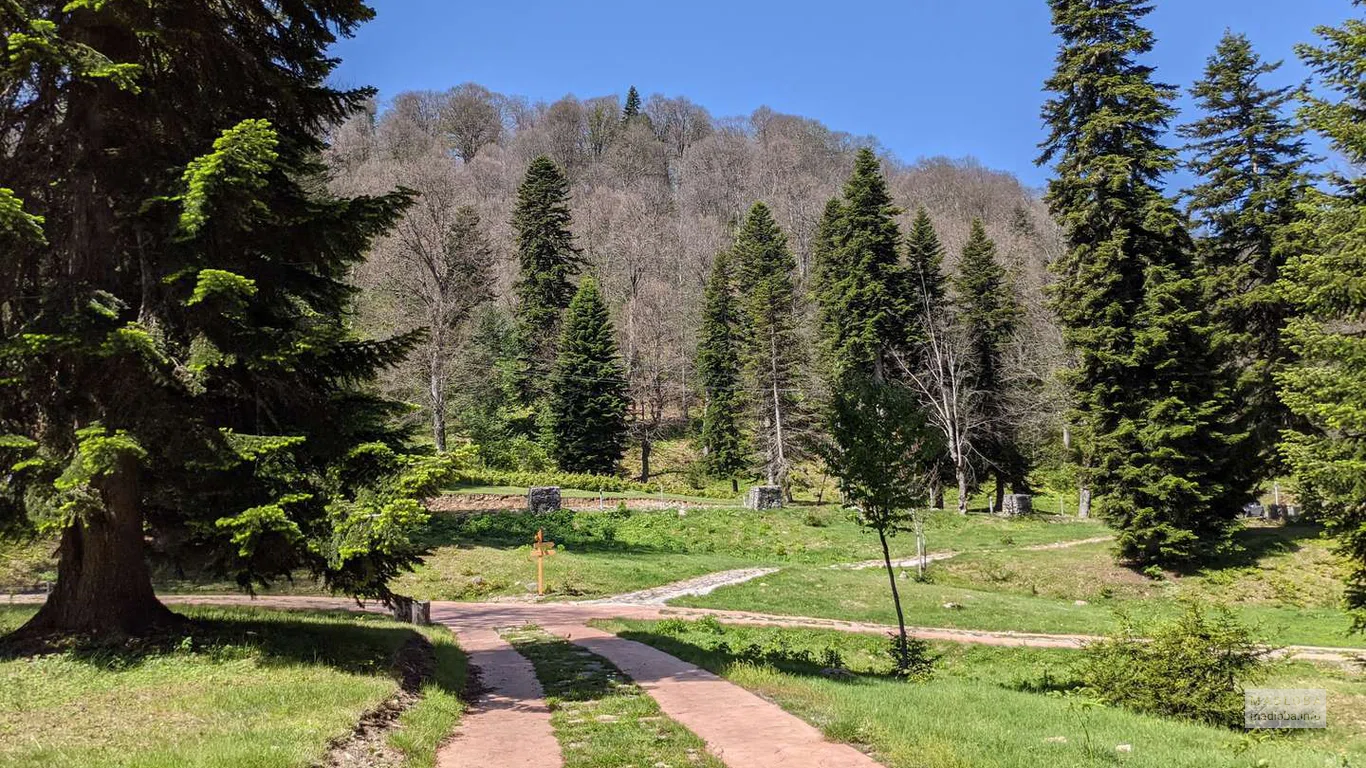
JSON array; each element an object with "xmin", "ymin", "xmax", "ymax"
[
  {"xmin": 1001, "ymin": 494, "xmax": 1033, "ymax": 517},
  {"xmin": 745, "ymin": 485, "xmax": 783, "ymax": 510},
  {"xmin": 528, "ymin": 486, "xmax": 562, "ymax": 513}
]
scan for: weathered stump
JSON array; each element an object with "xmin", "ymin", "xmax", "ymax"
[
  {"xmin": 528, "ymin": 486, "xmax": 562, "ymax": 513},
  {"xmin": 745, "ymin": 485, "xmax": 783, "ymax": 510}
]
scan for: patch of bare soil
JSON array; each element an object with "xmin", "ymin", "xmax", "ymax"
[{"xmin": 320, "ymin": 634, "xmax": 436, "ymax": 768}]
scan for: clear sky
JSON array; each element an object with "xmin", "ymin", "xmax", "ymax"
[{"xmin": 330, "ymin": 0, "xmax": 1354, "ymax": 189}]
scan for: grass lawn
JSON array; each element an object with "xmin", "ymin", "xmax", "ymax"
[
  {"xmin": 392, "ymin": 506, "xmax": 1105, "ymax": 601},
  {"xmin": 594, "ymin": 618, "xmax": 1366, "ymax": 768},
  {"xmin": 676, "ymin": 522, "xmax": 1366, "ymax": 649},
  {"xmin": 447, "ymin": 484, "xmax": 728, "ymax": 505},
  {"xmin": 502, "ymin": 625, "xmax": 724, "ymax": 768},
  {"xmin": 0, "ymin": 605, "xmax": 466, "ymax": 768}
]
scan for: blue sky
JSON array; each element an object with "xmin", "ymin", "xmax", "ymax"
[{"xmin": 331, "ymin": 0, "xmax": 1353, "ymax": 188}]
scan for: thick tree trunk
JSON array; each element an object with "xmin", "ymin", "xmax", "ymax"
[
  {"xmin": 994, "ymin": 475, "xmax": 1006, "ymax": 515},
  {"xmin": 639, "ymin": 436, "xmax": 651, "ymax": 483},
  {"xmin": 12, "ymin": 457, "xmax": 177, "ymax": 639},
  {"xmin": 956, "ymin": 463, "xmax": 970, "ymax": 515},
  {"xmin": 731, "ymin": 477, "xmax": 739, "ymax": 494}
]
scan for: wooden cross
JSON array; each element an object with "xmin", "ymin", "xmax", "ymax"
[{"xmin": 531, "ymin": 528, "xmax": 556, "ymax": 596}]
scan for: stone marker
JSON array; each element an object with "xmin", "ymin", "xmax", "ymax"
[
  {"xmin": 528, "ymin": 486, "xmax": 562, "ymax": 513},
  {"xmin": 391, "ymin": 595, "xmax": 432, "ymax": 625},
  {"xmin": 745, "ymin": 485, "xmax": 783, "ymax": 510},
  {"xmin": 1001, "ymin": 494, "xmax": 1032, "ymax": 517}
]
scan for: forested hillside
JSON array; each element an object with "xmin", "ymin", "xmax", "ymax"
[{"xmin": 325, "ymin": 86, "xmax": 1070, "ymax": 493}]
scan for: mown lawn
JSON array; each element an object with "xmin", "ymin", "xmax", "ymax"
[
  {"xmin": 676, "ymin": 522, "xmax": 1365, "ymax": 648},
  {"xmin": 0, "ymin": 605, "xmax": 465, "ymax": 768},
  {"xmin": 393, "ymin": 506, "xmax": 1105, "ymax": 601},
  {"xmin": 595, "ymin": 618, "xmax": 1366, "ymax": 768},
  {"xmin": 502, "ymin": 625, "xmax": 724, "ymax": 768}
]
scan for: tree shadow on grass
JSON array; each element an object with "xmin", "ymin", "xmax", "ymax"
[
  {"xmin": 0, "ymin": 606, "xmax": 456, "ymax": 695},
  {"xmin": 1163, "ymin": 522, "xmax": 1326, "ymax": 577},
  {"xmin": 614, "ymin": 628, "xmax": 893, "ymax": 683}
]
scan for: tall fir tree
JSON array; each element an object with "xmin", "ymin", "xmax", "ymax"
[
  {"xmin": 813, "ymin": 148, "xmax": 916, "ymax": 381},
  {"xmin": 697, "ymin": 251, "xmax": 749, "ymax": 491},
  {"xmin": 1038, "ymin": 0, "xmax": 1247, "ymax": 565},
  {"xmin": 1179, "ymin": 31, "xmax": 1318, "ymax": 477},
  {"xmin": 733, "ymin": 202, "xmax": 808, "ymax": 489},
  {"xmin": 512, "ymin": 156, "xmax": 585, "ymax": 413},
  {"xmin": 0, "ymin": 0, "xmax": 457, "ymax": 638},
  {"xmin": 1279, "ymin": 6, "xmax": 1366, "ymax": 628},
  {"xmin": 623, "ymin": 86, "xmax": 643, "ymax": 122},
  {"xmin": 903, "ymin": 206, "xmax": 951, "ymax": 506},
  {"xmin": 954, "ymin": 220, "xmax": 1027, "ymax": 509},
  {"xmin": 905, "ymin": 207, "xmax": 949, "ymax": 313},
  {"xmin": 548, "ymin": 279, "xmax": 630, "ymax": 475}
]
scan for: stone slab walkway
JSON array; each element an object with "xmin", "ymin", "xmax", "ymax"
[
  {"xmin": 581, "ymin": 567, "xmax": 780, "ymax": 605},
  {"xmin": 543, "ymin": 623, "xmax": 882, "ymax": 768}
]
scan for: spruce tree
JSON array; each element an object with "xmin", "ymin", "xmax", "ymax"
[
  {"xmin": 512, "ymin": 156, "xmax": 585, "ymax": 412},
  {"xmin": 0, "ymin": 0, "xmax": 455, "ymax": 638},
  {"xmin": 813, "ymin": 149, "xmax": 915, "ymax": 380},
  {"xmin": 1179, "ymin": 31, "xmax": 1317, "ymax": 476},
  {"xmin": 1279, "ymin": 7, "xmax": 1366, "ymax": 627},
  {"xmin": 623, "ymin": 86, "xmax": 643, "ymax": 122},
  {"xmin": 548, "ymin": 279, "xmax": 629, "ymax": 475},
  {"xmin": 1038, "ymin": 0, "xmax": 1246, "ymax": 565},
  {"xmin": 733, "ymin": 202, "xmax": 807, "ymax": 489},
  {"xmin": 697, "ymin": 251, "xmax": 748, "ymax": 491},
  {"xmin": 954, "ymin": 220, "xmax": 1026, "ymax": 508},
  {"xmin": 905, "ymin": 207, "xmax": 948, "ymax": 312}
]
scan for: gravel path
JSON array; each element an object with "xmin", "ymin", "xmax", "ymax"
[
  {"xmin": 833, "ymin": 534, "xmax": 1115, "ymax": 570},
  {"xmin": 581, "ymin": 567, "xmax": 780, "ymax": 605}
]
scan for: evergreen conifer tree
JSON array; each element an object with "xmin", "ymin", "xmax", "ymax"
[
  {"xmin": 512, "ymin": 156, "xmax": 584, "ymax": 412},
  {"xmin": 1179, "ymin": 31, "xmax": 1317, "ymax": 475},
  {"xmin": 1279, "ymin": 7, "xmax": 1366, "ymax": 627},
  {"xmin": 905, "ymin": 207, "xmax": 948, "ymax": 312},
  {"xmin": 697, "ymin": 252, "xmax": 749, "ymax": 491},
  {"xmin": 0, "ymin": 0, "xmax": 456, "ymax": 638},
  {"xmin": 548, "ymin": 279, "xmax": 629, "ymax": 475},
  {"xmin": 954, "ymin": 220, "xmax": 1027, "ymax": 508},
  {"xmin": 813, "ymin": 149, "xmax": 915, "ymax": 380},
  {"xmin": 733, "ymin": 202, "xmax": 808, "ymax": 489},
  {"xmin": 1038, "ymin": 0, "xmax": 1247, "ymax": 565},
  {"xmin": 623, "ymin": 86, "xmax": 643, "ymax": 122}
]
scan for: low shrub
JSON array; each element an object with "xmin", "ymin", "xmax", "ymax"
[
  {"xmin": 886, "ymin": 633, "xmax": 936, "ymax": 680},
  {"xmin": 1078, "ymin": 604, "xmax": 1272, "ymax": 728},
  {"xmin": 457, "ymin": 468, "xmax": 735, "ymax": 499}
]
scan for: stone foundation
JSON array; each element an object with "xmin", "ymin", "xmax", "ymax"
[
  {"xmin": 528, "ymin": 486, "xmax": 562, "ymax": 513},
  {"xmin": 745, "ymin": 485, "xmax": 783, "ymax": 510},
  {"xmin": 1001, "ymin": 494, "xmax": 1032, "ymax": 517}
]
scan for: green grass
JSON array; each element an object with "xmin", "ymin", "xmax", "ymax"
[
  {"xmin": 392, "ymin": 506, "xmax": 1105, "ymax": 601},
  {"xmin": 0, "ymin": 605, "xmax": 465, "ymax": 768},
  {"xmin": 501, "ymin": 625, "xmax": 724, "ymax": 768},
  {"xmin": 675, "ymin": 522, "xmax": 1365, "ymax": 648},
  {"xmin": 0, "ymin": 537, "xmax": 56, "ymax": 594},
  {"xmin": 594, "ymin": 618, "xmax": 1366, "ymax": 768}
]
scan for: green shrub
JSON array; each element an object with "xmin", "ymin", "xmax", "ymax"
[
  {"xmin": 655, "ymin": 618, "xmax": 689, "ymax": 635},
  {"xmin": 1078, "ymin": 604, "xmax": 1271, "ymax": 728}
]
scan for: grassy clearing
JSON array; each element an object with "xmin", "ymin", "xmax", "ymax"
[
  {"xmin": 447, "ymin": 484, "xmax": 726, "ymax": 504},
  {"xmin": 501, "ymin": 625, "xmax": 724, "ymax": 768},
  {"xmin": 393, "ymin": 506, "xmax": 1104, "ymax": 601},
  {"xmin": 0, "ymin": 537, "xmax": 56, "ymax": 594},
  {"xmin": 594, "ymin": 618, "xmax": 1366, "ymax": 768},
  {"xmin": 0, "ymin": 605, "xmax": 465, "ymax": 768},
  {"xmin": 676, "ymin": 522, "xmax": 1364, "ymax": 648}
]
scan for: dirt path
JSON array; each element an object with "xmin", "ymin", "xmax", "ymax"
[
  {"xmin": 582, "ymin": 567, "xmax": 780, "ymax": 605},
  {"xmin": 542, "ymin": 623, "xmax": 883, "ymax": 768},
  {"xmin": 433, "ymin": 623, "xmax": 561, "ymax": 768}
]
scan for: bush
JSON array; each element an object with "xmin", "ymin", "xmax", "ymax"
[
  {"xmin": 1078, "ymin": 604, "xmax": 1271, "ymax": 728},
  {"xmin": 887, "ymin": 633, "xmax": 935, "ymax": 680}
]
